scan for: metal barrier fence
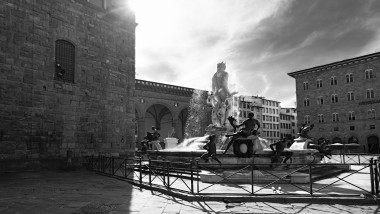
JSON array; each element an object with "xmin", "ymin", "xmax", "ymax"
[
  {"xmin": 86, "ymin": 155, "xmax": 380, "ymax": 197},
  {"xmin": 323, "ymin": 153, "xmax": 377, "ymax": 165}
]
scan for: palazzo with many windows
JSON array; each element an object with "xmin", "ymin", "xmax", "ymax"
[{"xmin": 288, "ymin": 52, "xmax": 380, "ymax": 153}]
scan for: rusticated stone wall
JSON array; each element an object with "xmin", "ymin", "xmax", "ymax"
[{"xmin": 0, "ymin": 0, "xmax": 136, "ymax": 165}]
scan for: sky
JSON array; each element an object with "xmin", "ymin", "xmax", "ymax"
[{"xmin": 130, "ymin": 0, "xmax": 380, "ymax": 107}]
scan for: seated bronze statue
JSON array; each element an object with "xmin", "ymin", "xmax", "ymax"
[{"xmin": 223, "ymin": 113, "xmax": 260, "ymax": 154}]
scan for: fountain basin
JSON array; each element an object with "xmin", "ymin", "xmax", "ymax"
[{"xmin": 146, "ymin": 148, "xmax": 322, "ymax": 169}]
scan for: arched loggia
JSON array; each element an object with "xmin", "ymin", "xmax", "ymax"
[{"xmin": 145, "ymin": 104, "xmax": 173, "ymax": 141}]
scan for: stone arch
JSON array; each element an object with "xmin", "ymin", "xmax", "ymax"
[
  {"xmin": 348, "ymin": 136, "xmax": 359, "ymax": 144},
  {"xmin": 332, "ymin": 137, "xmax": 342, "ymax": 144},
  {"xmin": 145, "ymin": 104, "xmax": 173, "ymax": 141},
  {"xmin": 367, "ymin": 135, "xmax": 379, "ymax": 154}
]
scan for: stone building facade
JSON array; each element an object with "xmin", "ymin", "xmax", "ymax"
[
  {"xmin": 279, "ymin": 107, "xmax": 297, "ymax": 139},
  {"xmin": 261, "ymin": 99, "xmax": 281, "ymax": 143},
  {"xmin": 230, "ymin": 95, "xmax": 282, "ymax": 144},
  {"xmin": 288, "ymin": 52, "xmax": 380, "ymax": 153},
  {"xmin": 0, "ymin": 0, "xmax": 136, "ymax": 166}
]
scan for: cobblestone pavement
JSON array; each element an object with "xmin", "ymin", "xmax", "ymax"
[{"xmin": 0, "ymin": 170, "xmax": 379, "ymax": 214}]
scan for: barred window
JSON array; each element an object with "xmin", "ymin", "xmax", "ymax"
[
  {"xmin": 55, "ymin": 40, "xmax": 75, "ymax": 83},
  {"xmin": 332, "ymin": 113, "xmax": 339, "ymax": 122}
]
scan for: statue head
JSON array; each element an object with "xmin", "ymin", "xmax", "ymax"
[{"xmin": 217, "ymin": 62, "xmax": 226, "ymax": 71}]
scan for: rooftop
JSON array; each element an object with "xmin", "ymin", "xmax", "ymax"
[{"xmin": 288, "ymin": 52, "xmax": 380, "ymax": 77}]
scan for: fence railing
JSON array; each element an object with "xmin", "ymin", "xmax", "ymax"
[
  {"xmin": 85, "ymin": 155, "xmax": 380, "ymax": 197},
  {"xmin": 323, "ymin": 153, "xmax": 376, "ymax": 165}
]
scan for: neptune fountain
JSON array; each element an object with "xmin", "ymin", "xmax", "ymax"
[{"xmin": 146, "ymin": 62, "xmax": 323, "ymax": 173}]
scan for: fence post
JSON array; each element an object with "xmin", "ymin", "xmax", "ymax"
[
  {"xmin": 378, "ymin": 157, "xmax": 380, "ymax": 194},
  {"xmin": 309, "ymin": 164, "xmax": 313, "ymax": 196},
  {"xmin": 149, "ymin": 159, "xmax": 152, "ymax": 186},
  {"xmin": 98, "ymin": 155, "xmax": 100, "ymax": 172},
  {"xmin": 370, "ymin": 158, "xmax": 374, "ymax": 195},
  {"xmin": 251, "ymin": 164, "xmax": 254, "ymax": 195},
  {"xmin": 342, "ymin": 148, "xmax": 346, "ymax": 164},
  {"xmin": 196, "ymin": 160, "xmax": 199, "ymax": 194},
  {"xmin": 124, "ymin": 159, "xmax": 127, "ymax": 178},
  {"xmin": 190, "ymin": 160, "xmax": 194, "ymax": 194},
  {"xmin": 374, "ymin": 159, "xmax": 379, "ymax": 195},
  {"xmin": 112, "ymin": 156, "xmax": 115, "ymax": 175},
  {"xmin": 91, "ymin": 155, "xmax": 94, "ymax": 170},
  {"xmin": 167, "ymin": 161, "xmax": 170, "ymax": 188},
  {"xmin": 163, "ymin": 160, "xmax": 166, "ymax": 186},
  {"xmin": 358, "ymin": 154, "xmax": 361, "ymax": 165},
  {"xmin": 102, "ymin": 156, "xmax": 105, "ymax": 173},
  {"xmin": 139, "ymin": 157, "xmax": 142, "ymax": 185}
]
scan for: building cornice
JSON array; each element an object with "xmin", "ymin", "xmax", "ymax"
[
  {"xmin": 288, "ymin": 52, "xmax": 380, "ymax": 78},
  {"xmin": 135, "ymin": 79, "xmax": 200, "ymax": 97}
]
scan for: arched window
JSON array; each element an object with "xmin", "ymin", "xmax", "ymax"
[
  {"xmin": 365, "ymin": 69, "xmax": 375, "ymax": 79},
  {"xmin": 330, "ymin": 76, "xmax": 337, "ymax": 85},
  {"xmin": 348, "ymin": 136, "xmax": 359, "ymax": 144},
  {"xmin": 304, "ymin": 98, "xmax": 310, "ymax": 106},
  {"xmin": 317, "ymin": 96, "xmax": 324, "ymax": 105},
  {"xmin": 348, "ymin": 111, "xmax": 355, "ymax": 121},
  {"xmin": 332, "ymin": 137, "xmax": 342, "ymax": 144},
  {"xmin": 303, "ymin": 82, "xmax": 309, "ymax": 90},
  {"xmin": 316, "ymin": 79, "xmax": 323, "ymax": 88},
  {"xmin": 367, "ymin": 109, "xmax": 376, "ymax": 119},
  {"xmin": 318, "ymin": 114, "xmax": 324, "ymax": 123},
  {"xmin": 366, "ymin": 89, "xmax": 375, "ymax": 99},
  {"xmin": 347, "ymin": 92, "xmax": 354, "ymax": 101},
  {"xmin": 346, "ymin": 73, "xmax": 353, "ymax": 83},
  {"xmin": 304, "ymin": 115, "xmax": 310, "ymax": 124},
  {"xmin": 331, "ymin": 94, "xmax": 338, "ymax": 103},
  {"xmin": 55, "ymin": 40, "xmax": 75, "ymax": 83}
]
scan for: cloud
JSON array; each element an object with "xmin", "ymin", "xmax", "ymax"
[{"xmin": 135, "ymin": 0, "xmax": 380, "ymax": 107}]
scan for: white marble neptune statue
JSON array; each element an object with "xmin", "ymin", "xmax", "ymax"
[{"xmin": 208, "ymin": 62, "xmax": 237, "ymax": 127}]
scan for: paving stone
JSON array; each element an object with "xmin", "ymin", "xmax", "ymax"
[
  {"xmin": 0, "ymin": 171, "xmax": 379, "ymax": 214},
  {"xmin": 139, "ymin": 207, "xmax": 165, "ymax": 214},
  {"xmin": 163, "ymin": 204, "xmax": 182, "ymax": 213}
]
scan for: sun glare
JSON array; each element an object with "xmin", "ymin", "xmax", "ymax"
[{"xmin": 128, "ymin": 0, "xmax": 140, "ymax": 14}]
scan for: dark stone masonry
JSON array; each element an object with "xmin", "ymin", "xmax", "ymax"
[{"xmin": 0, "ymin": 0, "xmax": 136, "ymax": 169}]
